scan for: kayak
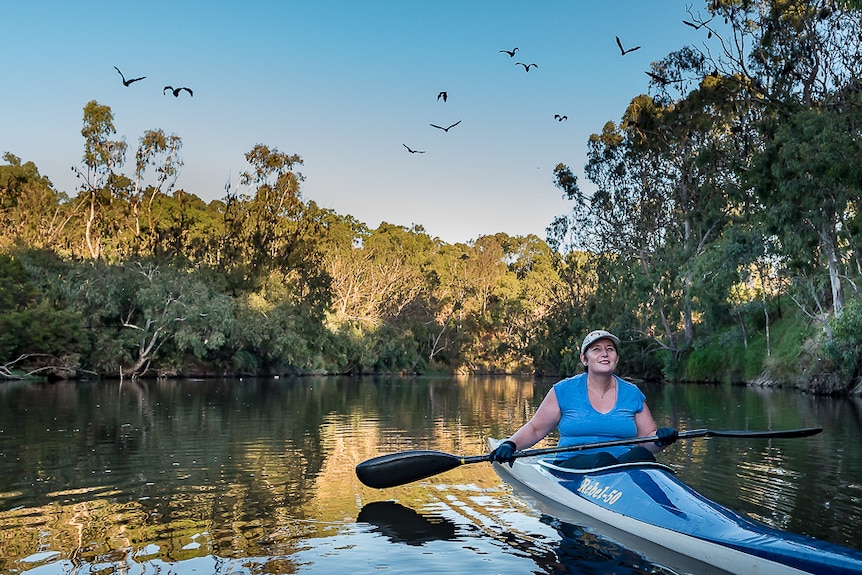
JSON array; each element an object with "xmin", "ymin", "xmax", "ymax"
[{"xmin": 489, "ymin": 439, "xmax": 862, "ymax": 575}]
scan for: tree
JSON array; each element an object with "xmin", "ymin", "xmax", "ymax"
[
  {"xmin": 490, "ymin": 234, "xmax": 563, "ymax": 372},
  {"xmin": 751, "ymin": 106, "xmax": 862, "ymax": 323},
  {"xmin": 133, "ymin": 129, "xmax": 184, "ymax": 255},
  {"xmin": 68, "ymin": 260, "xmax": 233, "ymax": 378},
  {"xmin": 72, "ymin": 101, "xmax": 129, "ymax": 260},
  {"xmin": 702, "ymin": 0, "xmax": 862, "ymax": 322},
  {"xmin": 0, "ymin": 251, "xmax": 87, "ymax": 376},
  {"xmin": 218, "ymin": 144, "xmax": 322, "ymax": 291},
  {"xmin": 0, "ymin": 153, "xmax": 71, "ymax": 250}
]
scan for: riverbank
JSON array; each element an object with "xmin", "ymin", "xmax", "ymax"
[
  {"xmin": 677, "ymin": 303, "xmax": 862, "ymax": 396},
  {"xmin": 4, "ymin": 295, "xmax": 861, "ymax": 397}
]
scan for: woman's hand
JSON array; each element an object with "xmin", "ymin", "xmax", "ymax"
[
  {"xmin": 656, "ymin": 427, "xmax": 679, "ymax": 447},
  {"xmin": 489, "ymin": 440, "xmax": 517, "ymax": 466}
]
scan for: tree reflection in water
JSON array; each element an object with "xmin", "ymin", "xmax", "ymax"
[{"xmin": 0, "ymin": 376, "xmax": 859, "ymax": 574}]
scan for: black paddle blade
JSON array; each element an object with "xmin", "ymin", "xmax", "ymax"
[
  {"xmin": 356, "ymin": 450, "xmax": 464, "ymax": 489},
  {"xmin": 705, "ymin": 427, "xmax": 823, "ymax": 439}
]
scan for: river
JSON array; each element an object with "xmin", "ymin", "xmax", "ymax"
[{"xmin": 0, "ymin": 375, "xmax": 860, "ymax": 574}]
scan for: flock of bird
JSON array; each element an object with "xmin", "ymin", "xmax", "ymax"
[
  {"xmin": 402, "ymin": 35, "xmax": 644, "ymax": 155},
  {"xmin": 113, "ymin": 66, "xmax": 193, "ymax": 98},
  {"xmin": 117, "ymin": 25, "xmax": 703, "ymax": 160}
]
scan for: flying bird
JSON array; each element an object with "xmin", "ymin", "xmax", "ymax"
[
  {"xmin": 499, "ymin": 47, "xmax": 519, "ymax": 57},
  {"xmin": 163, "ymin": 86, "xmax": 193, "ymax": 97},
  {"xmin": 430, "ymin": 120, "xmax": 461, "ymax": 132},
  {"xmin": 554, "ymin": 114, "xmax": 568, "ymax": 122},
  {"xmin": 615, "ymin": 36, "xmax": 641, "ymax": 56},
  {"xmin": 682, "ymin": 17, "xmax": 714, "ymax": 30},
  {"xmin": 113, "ymin": 66, "xmax": 145, "ymax": 86},
  {"xmin": 515, "ymin": 62, "xmax": 538, "ymax": 72},
  {"xmin": 403, "ymin": 144, "xmax": 425, "ymax": 154},
  {"xmin": 437, "ymin": 91, "xmax": 447, "ymax": 102},
  {"xmin": 645, "ymin": 71, "xmax": 670, "ymax": 85}
]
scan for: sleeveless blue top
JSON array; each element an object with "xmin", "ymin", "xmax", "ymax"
[{"xmin": 553, "ymin": 372, "xmax": 646, "ymax": 458}]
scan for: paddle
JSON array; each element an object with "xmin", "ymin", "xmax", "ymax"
[{"xmin": 355, "ymin": 426, "xmax": 823, "ymax": 489}]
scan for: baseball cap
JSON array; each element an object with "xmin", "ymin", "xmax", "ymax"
[{"xmin": 580, "ymin": 330, "xmax": 621, "ymax": 355}]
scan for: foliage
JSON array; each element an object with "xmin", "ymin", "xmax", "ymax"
[
  {"xmin": 0, "ymin": 153, "xmax": 69, "ymax": 251},
  {"xmin": 4, "ymin": 2, "xmax": 862, "ymax": 391},
  {"xmin": 0, "ymin": 252, "xmax": 87, "ymax": 371},
  {"xmin": 823, "ymin": 296, "xmax": 862, "ymax": 381}
]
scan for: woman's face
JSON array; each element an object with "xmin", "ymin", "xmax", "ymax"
[{"xmin": 581, "ymin": 338, "xmax": 619, "ymax": 373}]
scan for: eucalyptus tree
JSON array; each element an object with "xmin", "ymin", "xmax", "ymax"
[
  {"xmin": 651, "ymin": 47, "xmax": 774, "ymax": 343},
  {"xmin": 424, "ymin": 242, "xmax": 476, "ymax": 364},
  {"xmin": 63, "ymin": 259, "xmax": 233, "ymax": 378},
  {"xmin": 361, "ymin": 223, "xmax": 438, "ymax": 323},
  {"xmin": 695, "ymin": 0, "xmax": 862, "ymax": 322},
  {"xmin": 72, "ymin": 102, "xmax": 194, "ymax": 261},
  {"xmin": 551, "ymin": 73, "xmax": 748, "ymax": 364},
  {"xmin": 215, "ymin": 146, "xmax": 341, "ymax": 372},
  {"xmin": 315, "ymin": 208, "xmax": 372, "ymax": 326},
  {"xmin": 0, "ymin": 252, "xmax": 86, "ymax": 373},
  {"xmin": 146, "ymin": 190, "xmax": 222, "ymax": 262},
  {"xmin": 72, "ymin": 100, "xmax": 129, "ymax": 259},
  {"xmin": 494, "ymin": 234, "xmax": 565, "ymax": 372},
  {"xmin": 219, "ymin": 144, "xmax": 331, "ymax": 297},
  {"xmin": 462, "ymin": 234, "xmax": 508, "ymax": 320},
  {"xmin": 319, "ymin": 216, "xmax": 435, "ymax": 327},
  {"xmin": 133, "ymin": 129, "xmax": 183, "ymax": 255},
  {"xmin": 365, "ymin": 224, "xmax": 439, "ymax": 370},
  {"xmin": 751, "ymin": 103, "xmax": 862, "ymax": 331},
  {"xmin": 561, "ymin": 112, "xmax": 690, "ymax": 357},
  {"xmin": 448, "ymin": 234, "xmax": 513, "ymax": 369},
  {"xmin": 0, "ymin": 153, "xmax": 70, "ymax": 251}
]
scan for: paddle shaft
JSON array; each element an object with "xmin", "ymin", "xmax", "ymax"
[
  {"xmin": 514, "ymin": 426, "xmax": 823, "ymax": 459},
  {"xmin": 355, "ymin": 427, "xmax": 822, "ymax": 489}
]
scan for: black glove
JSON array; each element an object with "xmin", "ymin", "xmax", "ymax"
[
  {"xmin": 490, "ymin": 440, "xmax": 517, "ymax": 466},
  {"xmin": 656, "ymin": 427, "xmax": 679, "ymax": 447}
]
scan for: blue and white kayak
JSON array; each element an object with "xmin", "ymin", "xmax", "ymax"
[{"xmin": 489, "ymin": 440, "xmax": 862, "ymax": 575}]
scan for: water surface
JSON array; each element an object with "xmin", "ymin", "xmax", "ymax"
[{"xmin": 0, "ymin": 376, "xmax": 859, "ymax": 574}]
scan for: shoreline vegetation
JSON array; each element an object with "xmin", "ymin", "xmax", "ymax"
[{"xmin": 4, "ymin": 4, "xmax": 862, "ymax": 395}]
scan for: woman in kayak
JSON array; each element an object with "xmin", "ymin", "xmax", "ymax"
[{"xmin": 489, "ymin": 329, "xmax": 678, "ymax": 468}]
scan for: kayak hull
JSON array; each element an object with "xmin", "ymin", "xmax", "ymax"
[{"xmin": 490, "ymin": 440, "xmax": 862, "ymax": 575}]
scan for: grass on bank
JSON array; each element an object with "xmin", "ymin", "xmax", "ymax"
[{"xmin": 677, "ymin": 301, "xmax": 818, "ymax": 386}]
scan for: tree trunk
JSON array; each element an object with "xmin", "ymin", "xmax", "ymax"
[
  {"xmin": 821, "ymin": 219, "xmax": 844, "ymax": 317},
  {"xmin": 85, "ymin": 192, "xmax": 100, "ymax": 259}
]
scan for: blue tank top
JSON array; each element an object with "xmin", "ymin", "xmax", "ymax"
[{"xmin": 553, "ymin": 372, "xmax": 646, "ymax": 458}]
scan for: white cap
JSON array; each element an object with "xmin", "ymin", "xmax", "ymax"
[{"xmin": 580, "ymin": 330, "xmax": 621, "ymax": 355}]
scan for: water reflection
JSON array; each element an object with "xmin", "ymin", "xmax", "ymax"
[
  {"xmin": 0, "ymin": 376, "xmax": 860, "ymax": 575},
  {"xmin": 543, "ymin": 516, "xmax": 683, "ymax": 575},
  {"xmin": 357, "ymin": 501, "xmax": 458, "ymax": 545}
]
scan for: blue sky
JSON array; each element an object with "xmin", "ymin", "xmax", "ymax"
[{"xmin": 3, "ymin": 1, "xmax": 714, "ymax": 245}]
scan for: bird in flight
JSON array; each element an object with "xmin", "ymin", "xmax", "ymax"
[
  {"xmin": 163, "ymin": 86, "xmax": 193, "ymax": 97},
  {"xmin": 499, "ymin": 47, "xmax": 519, "ymax": 57},
  {"xmin": 682, "ymin": 17, "xmax": 713, "ymax": 30},
  {"xmin": 615, "ymin": 36, "xmax": 641, "ymax": 56},
  {"xmin": 114, "ymin": 66, "xmax": 145, "ymax": 86},
  {"xmin": 403, "ymin": 144, "xmax": 425, "ymax": 154},
  {"xmin": 515, "ymin": 62, "xmax": 538, "ymax": 72},
  {"xmin": 430, "ymin": 120, "xmax": 461, "ymax": 132},
  {"xmin": 437, "ymin": 91, "xmax": 448, "ymax": 102},
  {"xmin": 645, "ymin": 71, "xmax": 670, "ymax": 86},
  {"xmin": 554, "ymin": 114, "xmax": 568, "ymax": 122}
]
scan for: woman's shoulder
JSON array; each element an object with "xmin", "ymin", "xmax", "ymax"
[
  {"xmin": 554, "ymin": 373, "xmax": 587, "ymax": 388},
  {"xmin": 615, "ymin": 376, "xmax": 646, "ymax": 399}
]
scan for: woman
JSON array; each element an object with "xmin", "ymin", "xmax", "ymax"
[{"xmin": 489, "ymin": 329, "xmax": 677, "ymax": 468}]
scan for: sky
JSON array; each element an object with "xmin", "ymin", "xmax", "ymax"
[{"xmin": 3, "ymin": 1, "xmax": 715, "ymax": 246}]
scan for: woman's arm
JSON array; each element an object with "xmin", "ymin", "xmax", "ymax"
[
  {"xmin": 506, "ymin": 389, "xmax": 562, "ymax": 450},
  {"xmin": 635, "ymin": 402, "xmax": 663, "ymax": 454}
]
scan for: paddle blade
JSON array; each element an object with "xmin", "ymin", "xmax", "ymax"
[
  {"xmin": 704, "ymin": 427, "xmax": 823, "ymax": 439},
  {"xmin": 356, "ymin": 450, "xmax": 465, "ymax": 489}
]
